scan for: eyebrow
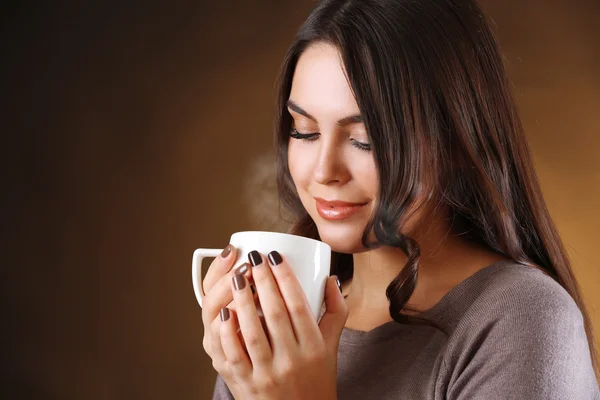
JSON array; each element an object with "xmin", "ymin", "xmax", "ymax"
[{"xmin": 286, "ymin": 100, "xmax": 363, "ymax": 127}]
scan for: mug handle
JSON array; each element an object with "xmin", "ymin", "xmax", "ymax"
[{"xmin": 192, "ymin": 248, "xmax": 224, "ymax": 308}]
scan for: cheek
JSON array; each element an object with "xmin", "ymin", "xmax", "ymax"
[
  {"xmin": 287, "ymin": 142, "xmax": 310, "ymax": 186},
  {"xmin": 351, "ymin": 158, "xmax": 378, "ymax": 199}
]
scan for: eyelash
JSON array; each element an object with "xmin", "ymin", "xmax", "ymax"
[{"xmin": 289, "ymin": 128, "xmax": 372, "ymax": 152}]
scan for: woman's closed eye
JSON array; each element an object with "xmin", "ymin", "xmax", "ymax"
[
  {"xmin": 289, "ymin": 128, "xmax": 319, "ymax": 141},
  {"xmin": 289, "ymin": 128, "xmax": 371, "ymax": 152}
]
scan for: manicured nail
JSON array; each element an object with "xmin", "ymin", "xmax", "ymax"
[
  {"xmin": 220, "ymin": 307, "xmax": 230, "ymax": 322},
  {"xmin": 267, "ymin": 251, "xmax": 283, "ymax": 266},
  {"xmin": 336, "ymin": 277, "xmax": 342, "ymax": 293},
  {"xmin": 233, "ymin": 274, "xmax": 246, "ymax": 291},
  {"xmin": 234, "ymin": 262, "xmax": 249, "ymax": 276},
  {"xmin": 248, "ymin": 250, "xmax": 262, "ymax": 266},
  {"xmin": 220, "ymin": 245, "xmax": 232, "ymax": 258}
]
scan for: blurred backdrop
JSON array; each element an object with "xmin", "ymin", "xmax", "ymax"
[{"xmin": 2, "ymin": 1, "xmax": 599, "ymax": 399}]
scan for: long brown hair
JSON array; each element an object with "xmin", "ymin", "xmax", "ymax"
[{"xmin": 274, "ymin": 0, "xmax": 596, "ymax": 370}]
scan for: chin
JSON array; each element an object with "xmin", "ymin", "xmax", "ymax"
[{"xmin": 314, "ymin": 217, "xmax": 370, "ymax": 254}]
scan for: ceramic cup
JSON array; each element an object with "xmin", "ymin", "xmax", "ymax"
[{"xmin": 192, "ymin": 231, "xmax": 331, "ymax": 320}]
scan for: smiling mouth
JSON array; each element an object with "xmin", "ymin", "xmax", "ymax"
[{"xmin": 314, "ymin": 198, "xmax": 368, "ymax": 221}]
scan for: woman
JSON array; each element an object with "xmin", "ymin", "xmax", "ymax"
[{"xmin": 202, "ymin": 0, "xmax": 599, "ymax": 398}]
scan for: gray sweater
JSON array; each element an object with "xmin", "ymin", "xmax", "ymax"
[{"xmin": 212, "ymin": 260, "xmax": 599, "ymax": 399}]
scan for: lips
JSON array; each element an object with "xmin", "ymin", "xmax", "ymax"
[{"xmin": 314, "ymin": 197, "xmax": 368, "ymax": 221}]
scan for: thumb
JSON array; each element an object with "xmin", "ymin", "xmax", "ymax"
[{"xmin": 319, "ymin": 275, "xmax": 349, "ymax": 349}]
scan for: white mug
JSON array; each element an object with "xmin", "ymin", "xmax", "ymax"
[{"xmin": 192, "ymin": 231, "xmax": 331, "ymax": 320}]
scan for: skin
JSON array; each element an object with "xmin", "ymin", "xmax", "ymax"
[{"xmin": 201, "ymin": 42, "xmax": 506, "ymax": 399}]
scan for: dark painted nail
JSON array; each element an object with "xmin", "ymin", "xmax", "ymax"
[
  {"xmin": 336, "ymin": 277, "xmax": 342, "ymax": 293},
  {"xmin": 267, "ymin": 251, "xmax": 283, "ymax": 266},
  {"xmin": 220, "ymin": 245, "xmax": 232, "ymax": 258},
  {"xmin": 234, "ymin": 263, "xmax": 249, "ymax": 276},
  {"xmin": 220, "ymin": 307, "xmax": 230, "ymax": 322},
  {"xmin": 248, "ymin": 250, "xmax": 262, "ymax": 266},
  {"xmin": 233, "ymin": 274, "xmax": 246, "ymax": 291}
]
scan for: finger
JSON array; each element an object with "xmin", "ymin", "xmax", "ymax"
[
  {"xmin": 220, "ymin": 308, "xmax": 252, "ymax": 378},
  {"xmin": 267, "ymin": 251, "xmax": 321, "ymax": 347},
  {"xmin": 209, "ymin": 313, "xmax": 227, "ymax": 370},
  {"xmin": 232, "ymin": 273, "xmax": 272, "ymax": 367},
  {"xmin": 319, "ymin": 276, "xmax": 349, "ymax": 350},
  {"xmin": 203, "ymin": 244, "xmax": 237, "ymax": 294},
  {"xmin": 247, "ymin": 250, "xmax": 297, "ymax": 350},
  {"xmin": 202, "ymin": 262, "xmax": 253, "ymax": 328}
]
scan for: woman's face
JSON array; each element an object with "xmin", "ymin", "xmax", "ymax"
[{"xmin": 287, "ymin": 42, "xmax": 378, "ymax": 253}]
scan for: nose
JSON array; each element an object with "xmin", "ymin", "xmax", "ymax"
[{"xmin": 312, "ymin": 136, "xmax": 351, "ymax": 185}]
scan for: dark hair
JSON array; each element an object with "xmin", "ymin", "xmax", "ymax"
[{"xmin": 274, "ymin": 0, "xmax": 596, "ymax": 371}]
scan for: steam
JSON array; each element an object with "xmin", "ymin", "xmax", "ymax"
[{"xmin": 242, "ymin": 151, "xmax": 293, "ymax": 233}]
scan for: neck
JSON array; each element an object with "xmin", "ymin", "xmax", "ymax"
[{"xmin": 343, "ymin": 214, "xmax": 505, "ymax": 328}]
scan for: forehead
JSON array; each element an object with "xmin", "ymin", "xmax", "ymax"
[{"xmin": 289, "ymin": 42, "xmax": 360, "ymax": 117}]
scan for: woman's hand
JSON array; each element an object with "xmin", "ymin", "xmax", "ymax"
[
  {"xmin": 218, "ymin": 250, "xmax": 349, "ymax": 400},
  {"xmin": 201, "ymin": 244, "xmax": 254, "ymax": 400}
]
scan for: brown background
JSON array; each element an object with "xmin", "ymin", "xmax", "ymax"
[{"xmin": 2, "ymin": 1, "xmax": 599, "ymax": 399}]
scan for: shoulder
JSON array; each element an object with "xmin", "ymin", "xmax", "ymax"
[
  {"xmin": 445, "ymin": 261, "xmax": 586, "ymax": 347},
  {"xmin": 464, "ymin": 261, "xmax": 582, "ymax": 324},
  {"xmin": 440, "ymin": 262, "xmax": 598, "ymax": 399}
]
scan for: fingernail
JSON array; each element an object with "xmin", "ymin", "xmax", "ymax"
[
  {"xmin": 233, "ymin": 274, "xmax": 246, "ymax": 291},
  {"xmin": 336, "ymin": 277, "xmax": 342, "ymax": 293},
  {"xmin": 248, "ymin": 250, "xmax": 262, "ymax": 266},
  {"xmin": 220, "ymin": 245, "xmax": 232, "ymax": 258},
  {"xmin": 234, "ymin": 262, "xmax": 249, "ymax": 276},
  {"xmin": 220, "ymin": 307, "xmax": 230, "ymax": 322},
  {"xmin": 267, "ymin": 251, "xmax": 283, "ymax": 266}
]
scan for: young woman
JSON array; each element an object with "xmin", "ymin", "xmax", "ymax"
[{"xmin": 201, "ymin": 0, "xmax": 599, "ymax": 398}]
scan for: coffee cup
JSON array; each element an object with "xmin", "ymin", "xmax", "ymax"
[{"xmin": 192, "ymin": 231, "xmax": 331, "ymax": 320}]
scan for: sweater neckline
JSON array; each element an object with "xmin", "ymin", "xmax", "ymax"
[{"xmin": 339, "ymin": 259, "xmax": 516, "ymax": 346}]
